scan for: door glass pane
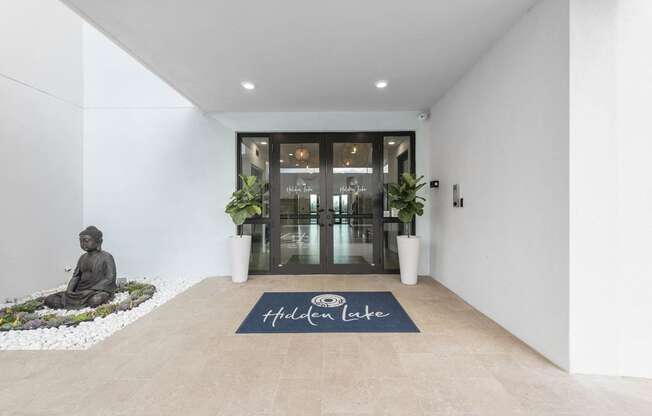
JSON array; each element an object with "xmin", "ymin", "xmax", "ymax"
[
  {"xmin": 279, "ymin": 143, "xmax": 320, "ymax": 266},
  {"xmin": 331, "ymin": 142, "xmax": 374, "ymax": 265},
  {"xmin": 383, "ymin": 136, "xmax": 411, "ymax": 218},
  {"xmin": 241, "ymin": 223, "xmax": 270, "ymax": 272},
  {"xmin": 383, "ymin": 222, "xmax": 409, "ymax": 270},
  {"xmin": 240, "ymin": 137, "xmax": 270, "ymax": 217}
]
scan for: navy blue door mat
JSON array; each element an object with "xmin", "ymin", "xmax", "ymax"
[{"xmin": 236, "ymin": 291, "xmax": 419, "ymax": 333}]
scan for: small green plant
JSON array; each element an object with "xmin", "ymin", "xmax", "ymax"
[
  {"xmin": 0, "ymin": 281, "xmax": 157, "ymax": 332},
  {"xmin": 225, "ymin": 174, "xmax": 263, "ymax": 236},
  {"xmin": 387, "ymin": 173, "xmax": 426, "ymax": 237},
  {"xmin": 95, "ymin": 304, "xmax": 117, "ymax": 318},
  {"xmin": 12, "ymin": 299, "xmax": 43, "ymax": 313},
  {"xmin": 72, "ymin": 312, "xmax": 92, "ymax": 323}
]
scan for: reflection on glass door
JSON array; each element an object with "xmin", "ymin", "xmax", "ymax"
[
  {"xmin": 329, "ymin": 142, "xmax": 376, "ymax": 268},
  {"xmin": 267, "ymin": 132, "xmax": 410, "ymax": 274},
  {"xmin": 241, "ymin": 131, "xmax": 414, "ymax": 274},
  {"xmin": 277, "ymin": 142, "xmax": 322, "ymax": 269},
  {"xmin": 382, "ymin": 135, "xmax": 413, "ymax": 271}
]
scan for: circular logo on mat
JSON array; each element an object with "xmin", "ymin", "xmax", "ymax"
[{"xmin": 311, "ymin": 294, "xmax": 346, "ymax": 308}]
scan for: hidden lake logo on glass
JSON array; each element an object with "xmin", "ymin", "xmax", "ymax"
[
  {"xmin": 237, "ymin": 292, "xmax": 419, "ymax": 333},
  {"xmin": 339, "ymin": 184, "xmax": 367, "ymax": 194},
  {"xmin": 285, "ymin": 184, "xmax": 313, "ymax": 193}
]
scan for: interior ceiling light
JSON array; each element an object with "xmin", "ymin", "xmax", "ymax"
[
  {"xmin": 375, "ymin": 80, "xmax": 388, "ymax": 89},
  {"xmin": 241, "ymin": 81, "xmax": 255, "ymax": 90},
  {"xmin": 259, "ymin": 141, "xmax": 267, "ymax": 145},
  {"xmin": 351, "ymin": 145, "xmax": 357, "ymax": 154},
  {"xmin": 295, "ymin": 146, "xmax": 310, "ymax": 162},
  {"xmin": 280, "ymin": 159, "xmax": 284, "ymax": 163},
  {"xmin": 388, "ymin": 141, "xmax": 396, "ymax": 145}
]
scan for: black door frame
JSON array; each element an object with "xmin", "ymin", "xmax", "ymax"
[
  {"xmin": 236, "ymin": 131, "xmax": 416, "ymax": 275},
  {"xmin": 270, "ymin": 134, "xmax": 327, "ymax": 274},
  {"xmin": 323, "ymin": 133, "xmax": 383, "ymax": 274}
]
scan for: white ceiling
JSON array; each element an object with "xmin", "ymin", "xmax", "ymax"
[{"xmin": 62, "ymin": 0, "xmax": 538, "ymax": 112}]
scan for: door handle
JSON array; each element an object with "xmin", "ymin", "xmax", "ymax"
[{"xmin": 327, "ymin": 214, "xmax": 333, "ymax": 226}]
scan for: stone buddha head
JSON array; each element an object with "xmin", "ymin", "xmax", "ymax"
[{"xmin": 79, "ymin": 226, "xmax": 103, "ymax": 252}]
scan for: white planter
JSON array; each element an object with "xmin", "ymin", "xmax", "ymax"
[
  {"xmin": 397, "ymin": 235, "xmax": 420, "ymax": 285},
  {"xmin": 230, "ymin": 235, "xmax": 252, "ymax": 283}
]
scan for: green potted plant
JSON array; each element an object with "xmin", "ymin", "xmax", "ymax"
[
  {"xmin": 225, "ymin": 174, "xmax": 263, "ymax": 283},
  {"xmin": 387, "ymin": 173, "xmax": 426, "ymax": 285}
]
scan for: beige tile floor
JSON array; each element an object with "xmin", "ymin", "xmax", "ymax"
[{"xmin": 1, "ymin": 275, "xmax": 651, "ymax": 416}]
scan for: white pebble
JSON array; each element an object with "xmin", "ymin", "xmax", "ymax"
[{"xmin": 0, "ymin": 276, "xmax": 202, "ymax": 350}]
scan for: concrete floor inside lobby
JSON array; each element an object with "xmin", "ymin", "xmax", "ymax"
[{"xmin": 1, "ymin": 275, "xmax": 650, "ymax": 416}]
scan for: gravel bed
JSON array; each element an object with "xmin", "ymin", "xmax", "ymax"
[{"xmin": 0, "ymin": 276, "xmax": 202, "ymax": 350}]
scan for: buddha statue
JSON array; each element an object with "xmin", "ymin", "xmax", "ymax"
[{"xmin": 44, "ymin": 226, "xmax": 117, "ymax": 309}]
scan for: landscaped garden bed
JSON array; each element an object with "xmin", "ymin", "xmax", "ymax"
[
  {"xmin": 0, "ymin": 281, "xmax": 156, "ymax": 332},
  {"xmin": 0, "ymin": 276, "xmax": 202, "ymax": 350}
]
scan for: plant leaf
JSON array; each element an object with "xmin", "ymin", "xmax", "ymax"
[
  {"xmin": 230, "ymin": 210, "xmax": 248, "ymax": 225},
  {"xmin": 226, "ymin": 175, "xmax": 263, "ymax": 226},
  {"xmin": 386, "ymin": 172, "xmax": 427, "ymax": 221},
  {"xmin": 398, "ymin": 209, "xmax": 414, "ymax": 224}
]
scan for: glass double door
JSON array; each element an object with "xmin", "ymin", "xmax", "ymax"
[{"xmin": 270, "ymin": 134, "xmax": 382, "ymax": 274}]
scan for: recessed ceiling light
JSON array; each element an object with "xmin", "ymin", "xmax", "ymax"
[
  {"xmin": 289, "ymin": 153, "xmax": 294, "ymax": 156},
  {"xmin": 259, "ymin": 141, "xmax": 267, "ymax": 145},
  {"xmin": 280, "ymin": 159, "xmax": 284, "ymax": 163},
  {"xmin": 375, "ymin": 80, "xmax": 388, "ymax": 89},
  {"xmin": 241, "ymin": 81, "xmax": 255, "ymax": 90},
  {"xmin": 388, "ymin": 141, "xmax": 396, "ymax": 145}
]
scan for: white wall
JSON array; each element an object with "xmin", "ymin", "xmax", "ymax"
[
  {"xmin": 616, "ymin": 0, "xmax": 652, "ymax": 380},
  {"xmin": 215, "ymin": 111, "xmax": 432, "ymax": 276},
  {"xmin": 568, "ymin": 0, "xmax": 621, "ymax": 376},
  {"xmin": 83, "ymin": 109, "xmax": 233, "ymax": 279},
  {"xmin": 0, "ymin": 0, "xmax": 84, "ymax": 300},
  {"xmin": 83, "ymin": 23, "xmax": 191, "ymax": 109},
  {"xmin": 569, "ymin": 0, "xmax": 652, "ymax": 379},
  {"xmin": 82, "ymin": 24, "xmax": 233, "ymax": 280},
  {"xmin": 0, "ymin": 0, "xmax": 83, "ymax": 107},
  {"xmin": 429, "ymin": 0, "xmax": 570, "ymax": 369}
]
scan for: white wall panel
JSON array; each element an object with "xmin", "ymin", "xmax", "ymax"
[{"xmin": 429, "ymin": 0, "xmax": 570, "ymax": 369}]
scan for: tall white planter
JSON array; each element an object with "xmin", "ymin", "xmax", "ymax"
[
  {"xmin": 230, "ymin": 235, "xmax": 252, "ymax": 283},
  {"xmin": 397, "ymin": 235, "xmax": 420, "ymax": 285}
]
